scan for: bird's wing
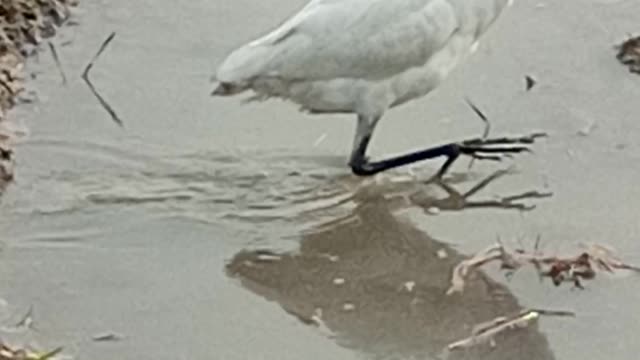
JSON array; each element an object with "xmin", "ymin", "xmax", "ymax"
[{"xmin": 216, "ymin": 0, "xmax": 460, "ymax": 83}]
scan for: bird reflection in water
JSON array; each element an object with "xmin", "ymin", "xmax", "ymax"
[
  {"xmin": 411, "ymin": 168, "xmax": 553, "ymax": 213},
  {"xmin": 226, "ymin": 170, "xmax": 556, "ymax": 360}
]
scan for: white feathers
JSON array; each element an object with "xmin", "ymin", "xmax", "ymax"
[{"xmin": 214, "ymin": 0, "xmax": 513, "ymax": 116}]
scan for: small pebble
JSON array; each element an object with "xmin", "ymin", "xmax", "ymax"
[
  {"xmin": 320, "ymin": 254, "xmax": 340, "ymax": 262},
  {"xmin": 256, "ymin": 253, "xmax": 281, "ymax": 261},
  {"xmin": 312, "ymin": 308, "xmax": 323, "ymax": 321},
  {"xmin": 342, "ymin": 303, "xmax": 355, "ymax": 311},
  {"xmin": 333, "ymin": 278, "xmax": 345, "ymax": 285},
  {"xmin": 404, "ymin": 281, "xmax": 415, "ymax": 292}
]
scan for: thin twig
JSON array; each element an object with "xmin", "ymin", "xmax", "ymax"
[
  {"xmin": 446, "ymin": 244, "xmax": 502, "ymax": 295},
  {"xmin": 35, "ymin": 346, "xmax": 64, "ymax": 360},
  {"xmin": 465, "ymin": 98, "xmax": 491, "ymax": 139},
  {"xmin": 14, "ymin": 305, "xmax": 34, "ymax": 329},
  {"xmin": 92, "ymin": 332, "xmax": 125, "ymax": 342},
  {"xmin": 0, "ymin": 305, "xmax": 36, "ymax": 333},
  {"xmin": 82, "ymin": 32, "xmax": 116, "ymax": 79},
  {"xmin": 447, "ymin": 308, "xmax": 575, "ymax": 352},
  {"xmin": 0, "ymin": 78, "xmax": 14, "ymax": 96},
  {"xmin": 464, "ymin": 97, "xmax": 491, "ymax": 170},
  {"xmin": 81, "ymin": 32, "xmax": 123, "ymax": 127},
  {"xmin": 47, "ymin": 42, "xmax": 66, "ymax": 85}
]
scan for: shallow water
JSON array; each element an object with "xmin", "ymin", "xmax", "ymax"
[{"xmin": 1, "ymin": 0, "xmax": 640, "ymax": 359}]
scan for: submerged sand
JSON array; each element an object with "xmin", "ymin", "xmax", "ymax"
[{"xmin": 1, "ymin": 1, "xmax": 640, "ymax": 360}]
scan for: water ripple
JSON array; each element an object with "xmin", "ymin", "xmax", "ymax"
[
  {"xmin": 2, "ymin": 135, "xmax": 532, "ymax": 248},
  {"xmin": 3, "ymin": 138, "xmax": 429, "ymax": 238}
]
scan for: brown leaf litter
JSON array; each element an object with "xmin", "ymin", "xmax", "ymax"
[
  {"xmin": 0, "ymin": 0, "xmax": 79, "ymax": 194},
  {"xmin": 0, "ymin": 2, "xmax": 79, "ymax": 358},
  {"xmin": 616, "ymin": 34, "xmax": 640, "ymax": 74}
]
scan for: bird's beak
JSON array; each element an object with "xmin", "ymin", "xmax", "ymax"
[
  {"xmin": 210, "ymin": 82, "xmax": 247, "ymax": 96},
  {"xmin": 211, "ymin": 83, "xmax": 227, "ymax": 96},
  {"xmin": 209, "ymin": 74, "xmax": 227, "ymax": 96}
]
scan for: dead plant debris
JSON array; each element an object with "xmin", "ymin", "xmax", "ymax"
[
  {"xmin": 0, "ymin": 305, "xmax": 66, "ymax": 360},
  {"xmin": 616, "ymin": 34, "xmax": 640, "ymax": 74},
  {"xmin": 0, "ymin": 343, "xmax": 63, "ymax": 360},
  {"xmin": 0, "ymin": 0, "xmax": 79, "ymax": 193},
  {"xmin": 446, "ymin": 308, "xmax": 575, "ymax": 352},
  {"xmin": 91, "ymin": 332, "xmax": 124, "ymax": 342},
  {"xmin": 81, "ymin": 31, "xmax": 123, "ymax": 127},
  {"xmin": 47, "ymin": 41, "xmax": 66, "ymax": 85},
  {"xmin": 447, "ymin": 240, "xmax": 640, "ymax": 295}
]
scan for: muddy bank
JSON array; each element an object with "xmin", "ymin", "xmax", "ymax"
[
  {"xmin": 0, "ymin": 0, "xmax": 78, "ymax": 194},
  {"xmin": 0, "ymin": 0, "xmax": 79, "ymax": 358}
]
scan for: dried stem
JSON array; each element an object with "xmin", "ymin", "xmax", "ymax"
[
  {"xmin": 81, "ymin": 31, "xmax": 123, "ymax": 127},
  {"xmin": 447, "ymin": 241, "xmax": 640, "ymax": 295},
  {"xmin": 447, "ymin": 308, "xmax": 575, "ymax": 352},
  {"xmin": 464, "ymin": 97, "xmax": 491, "ymax": 170},
  {"xmin": 47, "ymin": 42, "xmax": 66, "ymax": 85}
]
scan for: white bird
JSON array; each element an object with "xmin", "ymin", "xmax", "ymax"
[{"xmin": 212, "ymin": 0, "xmax": 545, "ymax": 177}]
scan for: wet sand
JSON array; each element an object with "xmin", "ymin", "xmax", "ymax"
[{"xmin": 1, "ymin": 0, "xmax": 640, "ymax": 359}]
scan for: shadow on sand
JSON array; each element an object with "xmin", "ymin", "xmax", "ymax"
[{"xmin": 226, "ymin": 170, "xmax": 556, "ymax": 360}]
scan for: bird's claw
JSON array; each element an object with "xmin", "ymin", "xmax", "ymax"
[
  {"xmin": 458, "ymin": 132, "xmax": 547, "ymax": 162},
  {"xmin": 461, "ymin": 132, "xmax": 548, "ymax": 146},
  {"xmin": 467, "ymin": 153, "xmax": 513, "ymax": 162}
]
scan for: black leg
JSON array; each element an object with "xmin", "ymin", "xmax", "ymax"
[{"xmin": 350, "ymin": 132, "xmax": 547, "ymax": 178}]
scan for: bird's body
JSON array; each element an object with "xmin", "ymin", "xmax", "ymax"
[
  {"xmin": 213, "ymin": 0, "xmax": 543, "ymax": 177},
  {"xmin": 216, "ymin": 0, "xmax": 512, "ymax": 116}
]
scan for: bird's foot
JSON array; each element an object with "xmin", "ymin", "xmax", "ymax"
[
  {"xmin": 458, "ymin": 132, "xmax": 547, "ymax": 160},
  {"xmin": 348, "ymin": 132, "xmax": 547, "ymax": 178},
  {"xmin": 434, "ymin": 132, "xmax": 548, "ymax": 179}
]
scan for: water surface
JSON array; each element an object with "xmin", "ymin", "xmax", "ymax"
[{"xmin": 1, "ymin": 1, "xmax": 640, "ymax": 359}]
